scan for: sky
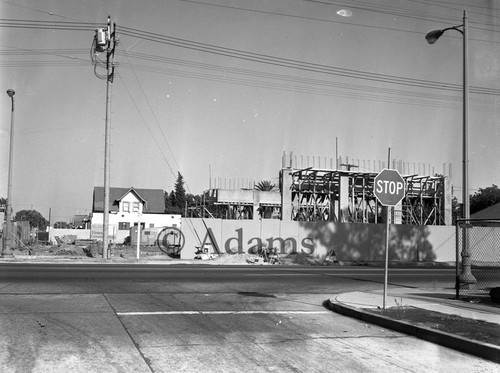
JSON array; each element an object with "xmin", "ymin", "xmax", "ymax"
[{"xmin": 1, "ymin": 0, "xmax": 500, "ymax": 223}]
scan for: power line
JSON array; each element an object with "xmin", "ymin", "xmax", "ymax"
[
  {"xmin": 0, "ymin": 0, "xmax": 84, "ymax": 21},
  {"xmin": 119, "ymin": 49, "xmax": 194, "ymax": 195},
  {"xmin": 118, "ymin": 49, "xmax": 500, "ymax": 98},
  {"xmin": 408, "ymin": 0, "xmax": 500, "ymax": 17},
  {"xmin": 118, "ymin": 60, "xmax": 496, "ymax": 112},
  {"xmin": 2, "ymin": 42, "xmax": 499, "ymax": 96},
  {"xmin": 118, "ymin": 25, "xmax": 500, "ymax": 96},
  {"xmin": 1, "ymin": 18, "xmax": 499, "ymax": 113},
  {"xmin": 116, "ymin": 72, "xmax": 178, "ymax": 180},
  {"xmin": 120, "ymin": 48, "xmax": 180, "ymax": 176},
  {"xmin": 303, "ymin": 0, "xmax": 462, "ymax": 24},
  {"xmin": 0, "ymin": 45, "xmax": 498, "ymax": 111},
  {"xmin": 305, "ymin": 0, "xmax": 500, "ymax": 34},
  {"xmin": 0, "ymin": 18, "xmax": 99, "ymax": 32}
]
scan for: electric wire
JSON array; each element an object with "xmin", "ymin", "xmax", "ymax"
[
  {"xmin": 303, "ymin": 0, "xmax": 465, "ymax": 24},
  {"xmin": 0, "ymin": 18, "xmax": 100, "ymax": 30},
  {"xmin": 120, "ymin": 47, "xmax": 181, "ymax": 178},
  {"xmin": 408, "ymin": 0, "xmax": 500, "ymax": 18},
  {"xmin": 305, "ymin": 0, "xmax": 500, "ymax": 34},
  {"xmin": 116, "ymin": 71, "xmax": 178, "ymax": 181},
  {"xmin": 1, "ymin": 19, "xmax": 500, "ymax": 97},
  {"xmin": 1, "ymin": 43, "xmax": 499, "ymax": 99},
  {"xmin": 1, "ymin": 45, "xmax": 498, "ymax": 112},
  {"xmin": 0, "ymin": 0, "xmax": 84, "ymax": 21},
  {"xmin": 180, "ymin": 0, "xmax": 500, "ymax": 45},
  {"xmin": 120, "ymin": 61, "xmax": 491, "ymax": 112},
  {"xmin": 117, "ymin": 50, "xmax": 496, "ymax": 103},
  {"xmin": 118, "ymin": 25, "xmax": 500, "ymax": 96},
  {"xmin": 2, "ymin": 15, "xmax": 500, "ymax": 131}
]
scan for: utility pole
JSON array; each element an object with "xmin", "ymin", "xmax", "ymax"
[{"xmin": 92, "ymin": 16, "xmax": 117, "ymax": 259}]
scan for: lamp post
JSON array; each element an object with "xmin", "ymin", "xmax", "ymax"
[
  {"xmin": 2, "ymin": 89, "xmax": 15, "ymax": 257},
  {"xmin": 426, "ymin": 10, "xmax": 476, "ymax": 285}
]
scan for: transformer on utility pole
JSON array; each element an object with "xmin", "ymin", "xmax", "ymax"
[{"xmin": 91, "ymin": 16, "xmax": 117, "ymax": 259}]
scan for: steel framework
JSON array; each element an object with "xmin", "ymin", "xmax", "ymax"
[
  {"xmin": 402, "ymin": 175, "xmax": 447, "ymax": 225},
  {"xmin": 289, "ymin": 168, "xmax": 449, "ymax": 225}
]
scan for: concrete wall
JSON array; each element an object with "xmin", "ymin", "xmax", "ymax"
[{"xmin": 180, "ymin": 218, "xmax": 456, "ymax": 262}]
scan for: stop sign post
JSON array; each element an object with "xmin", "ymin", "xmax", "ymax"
[
  {"xmin": 374, "ymin": 168, "xmax": 406, "ymax": 309},
  {"xmin": 374, "ymin": 169, "xmax": 405, "ymax": 206}
]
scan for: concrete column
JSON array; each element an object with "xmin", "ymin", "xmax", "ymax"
[
  {"xmin": 337, "ymin": 176, "xmax": 349, "ymax": 222},
  {"xmin": 253, "ymin": 190, "xmax": 260, "ymax": 220},
  {"xmin": 280, "ymin": 169, "xmax": 293, "ymax": 221},
  {"xmin": 443, "ymin": 177, "xmax": 452, "ymax": 225}
]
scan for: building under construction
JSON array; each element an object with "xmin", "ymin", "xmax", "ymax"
[
  {"xmin": 280, "ymin": 167, "xmax": 451, "ymax": 225},
  {"xmin": 193, "ymin": 153, "xmax": 453, "ymax": 225}
]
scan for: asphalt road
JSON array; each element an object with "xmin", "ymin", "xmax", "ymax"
[{"xmin": 0, "ymin": 265, "xmax": 498, "ymax": 372}]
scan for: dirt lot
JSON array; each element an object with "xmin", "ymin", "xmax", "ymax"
[
  {"xmin": 365, "ymin": 305, "xmax": 500, "ymax": 346},
  {"xmin": 12, "ymin": 244, "xmax": 330, "ymax": 264}
]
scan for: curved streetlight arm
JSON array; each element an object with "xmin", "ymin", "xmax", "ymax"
[{"xmin": 425, "ymin": 25, "xmax": 463, "ymax": 44}]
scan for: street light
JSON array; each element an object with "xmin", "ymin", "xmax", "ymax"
[
  {"xmin": 426, "ymin": 10, "xmax": 476, "ymax": 286},
  {"xmin": 2, "ymin": 89, "xmax": 15, "ymax": 257}
]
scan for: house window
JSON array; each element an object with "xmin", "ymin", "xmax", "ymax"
[
  {"xmin": 118, "ymin": 222, "xmax": 130, "ymax": 230},
  {"xmin": 149, "ymin": 224, "xmax": 154, "ymax": 228},
  {"xmin": 132, "ymin": 202, "xmax": 140, "ymax": 212},
  {"xmin": 122, "ymin": 202, "xmax": 130, "ymax": 212}
]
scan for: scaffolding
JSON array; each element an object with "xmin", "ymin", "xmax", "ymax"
[
  {"xmin": 214, "ymin": 202, "xmax": 254, "ymax": 220},
  {"xmin": 290, "ymin": 168, "xmax": 377, "ymax": 222},
  {"xmin": 189, "ymin": 166, "xmax": 451, "ymax": 225},
  {"xmin": 289, "ymin": 168, "xmax": 450, "ymax": 225},
  {"xmin": 402, "ymin": 175, "xmax": 447, "ymax": 225}
]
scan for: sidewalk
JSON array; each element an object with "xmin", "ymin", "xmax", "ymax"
[{"xmin": 325, "ymin": 287, "xmax": 500, "ymax": 364}]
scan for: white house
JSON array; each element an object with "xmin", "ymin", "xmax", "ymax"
[{"xmin": 91, "ymin": 186, "xmax": 181, "ymax": 244}]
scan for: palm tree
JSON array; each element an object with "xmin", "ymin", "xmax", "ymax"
[{"xmin": 254, "ymin": 180, "xmax": 277, "ymax": 192}]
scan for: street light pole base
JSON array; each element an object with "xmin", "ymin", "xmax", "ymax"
[
  {"xmin": 459, "ymin": 268, "xmax": 477, "ymax": 287},
  {"xmin": 459, "ymin": 251, "xmax": 476, "ymax": 285}
]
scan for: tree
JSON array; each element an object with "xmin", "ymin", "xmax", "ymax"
[
  {"xmin": 254, "ymin": 180, "xmax": 277, "ymax": 192},
  {"xmin": 470, "ymin": 184, "xmax": 500, "ymax": 214},
  {"xmin": 174, "ymin": 172, "xmax": 187, "ymax": 214},
  {"xmin": 54, "ymin": 221, "xmax": 70, "ymax": 229},
  {"xmin": 165, "ymin": 190, "xmax": 181, "ymax": 215},
  {"xmin": 164, "ymin": 191, "xmax": 173, "ymax": 212},
  {"xmin": 165, "ymin": 172, "xmax": 187, "ymax": 215},
  {"xmin": 14, "ymin": 210, "xmax": 48, "ymax": 230}
]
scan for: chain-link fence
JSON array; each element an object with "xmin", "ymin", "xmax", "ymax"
[{"xmin": 456, "ymin": 219, "xmax": 500, "ymax": 299}]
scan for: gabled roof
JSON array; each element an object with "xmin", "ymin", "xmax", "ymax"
[
  {"xmin": 116, "ymin": 187, "xmax": 147, "ymax": 204},
  {"xmin": 471, "ymin": 203, "xmax": 500, "ymax": 220},
  {"xmin": 93, "ymin": 187, "xmax": 165, "ymax": 214}
]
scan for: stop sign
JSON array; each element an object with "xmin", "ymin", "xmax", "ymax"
[{"xmin": 374, "ymin": 169, "xmax": 405, "ymax": 206}]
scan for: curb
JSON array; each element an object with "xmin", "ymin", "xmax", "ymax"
[{"xmin": 323, "ymin": 298, "xmax": 500, "ymax": 364}]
